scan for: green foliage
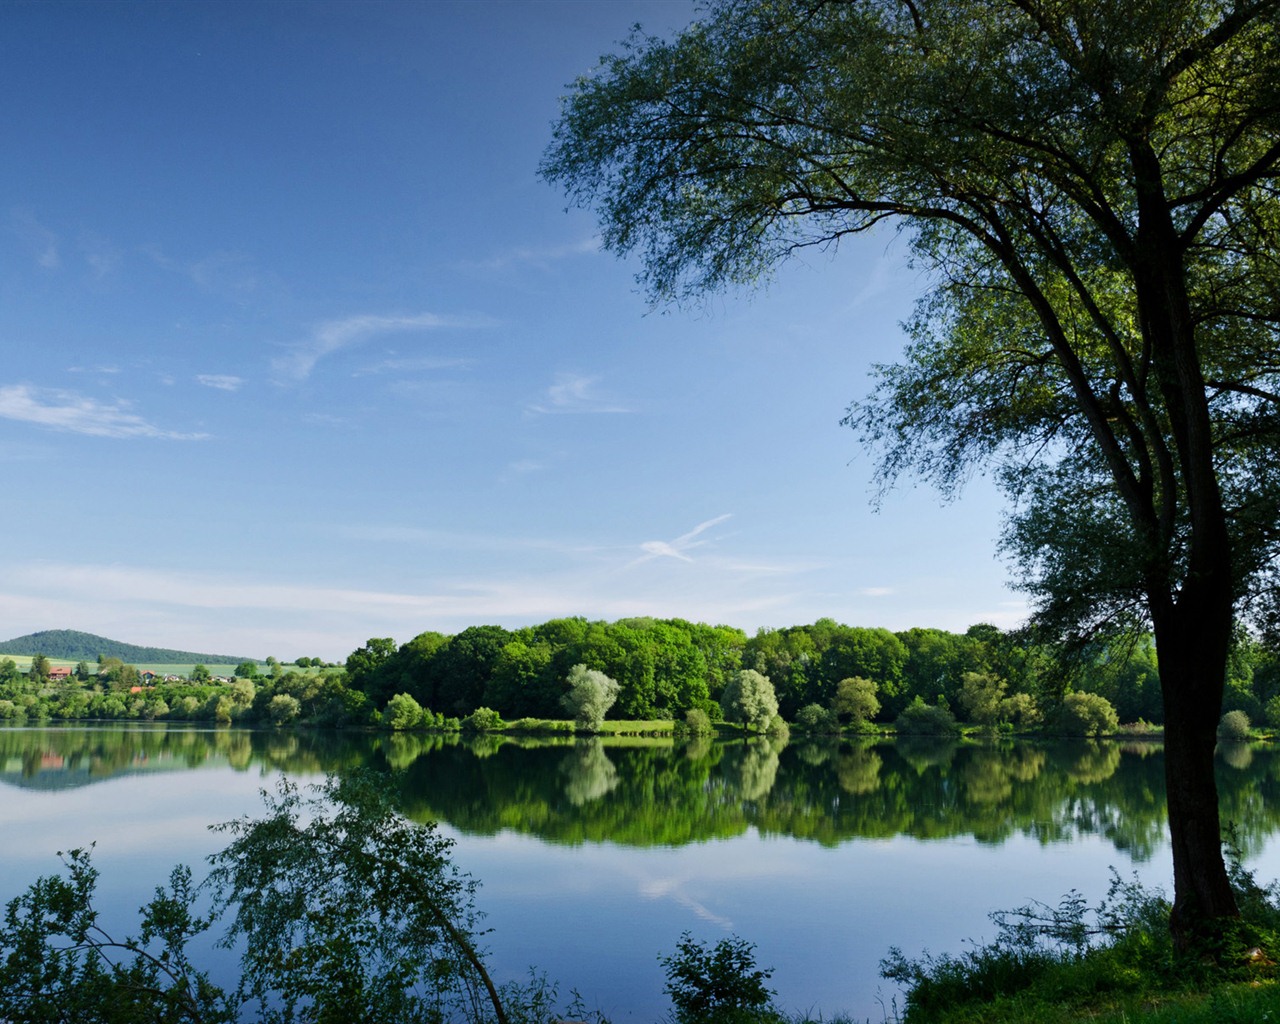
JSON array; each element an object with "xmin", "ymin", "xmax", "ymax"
[
  {"xmin": 266, "ymin": 693, "xmax": 301, "ymax": 727},
  {"xmin": 0, "ymin": 773, "xmax": 585, "ymax": 1024},
  {"xmin": 794, "ymin": 703, "xmax": 838, "ymax": 733},
  {"xmin": 1218, "ymin": 711, "xmax": 1252, "ymax": 743},
  {"xmin": 235, "ymin": 660, "xmax": 261, "ymax": 680},
  {"xmin": 0, "ymin": 845, "xmax": 233, "ymax": 1023},
  {"xmin": 830, "ymin": 676, "xmax": 879, "ymax": 726},
  {"xmin": 384, "ymin": 692, "xmax": 425, "ymax": 731},
  {"xmin": 661, "ymin": 932, "xmax": 781, "ymax": 1024},
  {"xmin": 721, "ymin": 669, "xmax": 779, "ymax": 733},
  {"xmin": 1056, "ymin": 692, "xmax": 1121, "ymax": 737},
  {"xmin": 560, "ymin": 663, "xmax": 621, "ymax": 731},
  {"xmin": 676, "ymin": 707, "xmax": 715, "ymax": 738},
  {"xmin": 882, "ymin": 838, "xmax": 1280, "ymax": 1024},
  {"xmin": 461, "ymin": 706, "xmax": 502, "ymax": 733},
  {"xmin": 894, "ymin": 697, "xmax": 960, "ymax": 737}
]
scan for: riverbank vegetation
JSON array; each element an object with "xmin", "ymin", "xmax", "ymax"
[{"xmin": 5, "ymin": 616, "xmax": 1280, "ymax": 743}]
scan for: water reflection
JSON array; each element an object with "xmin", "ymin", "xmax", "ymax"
[{"xmin": 2, "ymin": 725, "xmax": 1279, "ymax": 860}]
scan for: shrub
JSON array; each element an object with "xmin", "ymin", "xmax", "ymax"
[
  {"xmin": 461, "ymin": 706, "xmax": 502, "ymax": 732},
  {"xmin": 831, "ymin": 676, "xmax": 879, "ymax": 726},
  {"xmin": 795, "ymin": 703, "xmax": 838, "ymax": 733},
  {"xmin": 384, "ymin": 692, "xmax": 425, "ymax": 731},
  {"xmin": 1056, "ymin": 692, "xmax": 1120, "ymax": 736},
  {"xmin": 894, "ymin": 696, "xmax": 960, "ymax": 736},
  {"xmin": 1218, "ymin": 709, "xmax": 1252, "ymax": 742},
  {"xmin": 661, "ymin": 932, "xmax": 782, "ymax": 1024},
  {"xmin": 682, "ymin": 707, "xmax": 714, "ymax": 736},
  {"xmin": 266, "ymin": 693, "xmax": 301, "ymax": 727}
]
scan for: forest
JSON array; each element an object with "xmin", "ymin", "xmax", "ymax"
[{"xmin": 3, "ymin": 616, "xmax": 1279, "ymax": 734}]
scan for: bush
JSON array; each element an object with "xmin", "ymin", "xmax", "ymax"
[
  {"xmin": 383, "ymin": 692, "xmax": 424, "ymax": 731},
  {"xmin": 795, "ymin": 703, "xmax": 838, "ymax": 733},
  {"xmin": 831, "ymin": 676, "xmax": 880, "ymax": 726},
  {"xmin": 1218, "ymin": 709, "xmax": 1252, "ymax": 742},
  {"xmin": 1056, "ymin": 692, "xmax": 1120, "ymax": 736},
  {"xmin": 894, "ymin": 696, "xmax": 960, "ymax": 736},
  {"xmin": 661, "ymin": 932, "xmax": 782, "ymax": 1024},
  {"xmin": 461, "ymin": 706, "xmax": 502, "ymax": 732},
  {"xmin": 682, "ymin": 707, "xmax": 714, "ymax": 736}
]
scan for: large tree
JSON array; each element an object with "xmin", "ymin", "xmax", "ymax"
[{"xmin": 543, "ymin": 0, "xmax": 1280, "ymax": 946}]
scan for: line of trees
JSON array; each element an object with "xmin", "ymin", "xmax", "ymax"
[
  {"xmin": 5, "ymin": 616, "xmax": 1278, "ymax": 733},
  {"xmin": 343, "ymin": 616, "xmax": 1280, "ymax": 731}
]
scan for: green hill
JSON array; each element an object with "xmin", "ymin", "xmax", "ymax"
[{"xmin": 0, "ymin": 629, "xmax": 255, "ymax": 665}]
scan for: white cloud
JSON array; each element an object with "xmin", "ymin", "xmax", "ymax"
[
  {"xmin": 353, "ymin": 355, "xmax": 471, "ymax": 376},
  {"xmin": 79, "ymin": 233, "xmax": 122, "ymax": 279},
  {"xmin": 634, "ymin": 514, "xmax": 733, "ymax": 565},
  {"xmin": 10, "ymin": 207, "xmax": 59, "ymax": 269},
  {"xmin": 274, "ymin": 313, "xmax": 491, "ymax": 381},
  {"xmin": 858, "ymin": 586, "xmax": 894, "ymax": 597},
  {"xmin": 469, "ymin": 236, "xmax": 599, "ymax": 272},
  {"xmin": 196, "ymin": 374, "xmax": 244, "ymax": 391},
  {"xmin": 528, "ymin": 373, "xmax": 631, "ymax": 415},
  {"xmin": 143, "ymin": 245, "xmax": 262, "ymax": 298},
  {"xmin": 0, "ymin": 384, "xmax": 208, "ymax": 440}
]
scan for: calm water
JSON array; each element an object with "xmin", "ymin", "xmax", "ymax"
[{"xmin": 2, "ymin": 725, "xmax": 1279, "ymax": 1021}]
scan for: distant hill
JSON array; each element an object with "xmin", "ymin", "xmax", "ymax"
[{"xmin": 0, "ymin": 629, "xmax": 255, "ymax": 665}]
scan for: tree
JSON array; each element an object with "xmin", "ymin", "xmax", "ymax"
[
  {"xmin": 0, "ymin": 774, "xmax": 552, "ymax": 1024},
  {"xmin": 559, "ymin": 663, "xmax": 622, "ymax": 730},
  {"xmin": 543, "ymin": 0, "xmax": 1280, "ymax": 946},
  {"xmin": 830, "ymin": 676, "xmax": 880, "ymax": 727},
  {"xmin": 235, "ymin": 661, "xmax": 261, "ymax": 680},
  {"xmin": 28, "ymin": 654, "xmax": 50, "ymax": 682},
  {"xmin": 1057, "ymin": 691, "xmax": 1121, "ymax": 737},
  {"xmin": 384, "ymin": 692, "xmax": 425, "ymax": 731},
  {"xmin": 660, "ymin": 932, "xmax": 780, "ymax": 1024},
  {"xmin": 720, "ymin": 669, "xmax": 779, "ymax": 733},
  {"xmin": 266, "ymin": 693, "xmax": 300, "ymax": 727},
  {"xmin": 190, "ymin": 664, "xmax": 211, "ymax": 684},
  {"xmin": 958, "ymin": 672, "xmax": 1007, "ymax": 727}
]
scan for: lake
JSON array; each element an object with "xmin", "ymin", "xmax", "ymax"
[{"xmin": 2, "ymin": 724, "xmax": 1279, "ymax": 1021}]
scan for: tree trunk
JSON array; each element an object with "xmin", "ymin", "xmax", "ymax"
[{"xmin": 1152, "ymin": 591, "xmax": 1239, "ymax": 951}]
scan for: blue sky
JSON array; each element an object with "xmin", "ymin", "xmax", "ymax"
[{"xmin": 0, "ymin": 0, "xmax": 1023, "ymax": 661}]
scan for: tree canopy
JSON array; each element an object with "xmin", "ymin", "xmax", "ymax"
[{"xmin": 544, "ymin": 0, "xmax": 1280, "ymax": 947}]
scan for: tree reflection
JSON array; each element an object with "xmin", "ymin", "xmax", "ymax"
[
  {"xmin": 3, "ymin": 725, "xmax": 1280, "ymax": 862},
  {"xmin": 560, "ymin": 739, "xmax": 619, "ymax": 806}
]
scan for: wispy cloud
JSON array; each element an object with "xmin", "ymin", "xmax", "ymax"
[
  {"xmin": 274, "ymin": 313, "xmax": 490, "ymax": 381},
  {"xmin": 143, "ymin": 245, "xmax": 263, "ymax": 299},
  {"xmin": 67, "ymin": 364, "xmax": 122, "ymax": 375},
  {"xmin": 11, "ymin": 207, "xmax": 59, "ymax": 269},
  {"xmin": 858, "ymin": 586, "xmax": 894, "ymax": 597},
  {"xmin": 196, "ymin": 374, "xmax": 244, "ymax": 392},
  {"xmin": 468, "ymin": 236, "xmax": 599, "ymax": 272},
  {"xmin": 527, "ymin": 373, "xmax": 631, "ymax": 415},
  {"xmin": 79, "ymin": 233, "xmax": 123, "ymax": 280},
  {"xmin": 634, "ymin": 514, "xmax": 733, "ymax": 565},
  {"xmin": 353, "ymin": 355, "xmax": 471, "ymax": 377},
  {"xmin": 0, "ymin": 384, "xmax": 208, "ymax": 440}
]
